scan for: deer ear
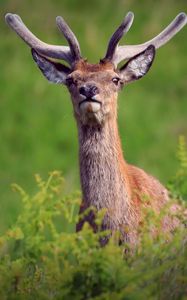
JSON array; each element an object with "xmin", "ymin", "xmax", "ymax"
[
  {"xmin": 31, "ymin": 49, "xmax": 71, "ymax": 84},
  {"xmin": 119, "ymin": 45, "xmax": 155, "ymax": 83}
]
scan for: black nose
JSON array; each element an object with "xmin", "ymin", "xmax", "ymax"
[{"xmin": 79, "ymin": 84, "xmax": 99, "ymax": 98}]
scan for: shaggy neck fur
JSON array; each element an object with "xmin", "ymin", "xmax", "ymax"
[{"xmin": 77, "ymin": 117, "xmax": 134, "ymax": 231}]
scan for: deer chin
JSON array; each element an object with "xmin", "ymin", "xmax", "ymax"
[
  {"xmin": 79, "ymin": 98, "xmax": 101, "ymax": 114},
  {"xmin": 78, "ymin": 99, "xmax": 104, "ymax": 125}
]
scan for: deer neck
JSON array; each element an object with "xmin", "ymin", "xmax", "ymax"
[{"xmin": 77, "ymin": 117, "xmax": 131, "ymax": 219}]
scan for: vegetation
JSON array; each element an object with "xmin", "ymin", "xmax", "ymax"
[
  {"xmin": 1, "ymin": 0, "xmax": 187, "ymax": 232},
  {"xmin": 0, "ymin": 137, "xmax": 186, "ymax": 299},
  {"xmin": 168, "ymin": 136, "xmax": 187, "ymax": 200}
]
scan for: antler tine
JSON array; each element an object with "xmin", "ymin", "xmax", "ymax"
[
  {"xmin": 112, "ymin": 12, "xmax": 187, "ymax": 66},
  {"xmin": 56, "ymin": 16, "xmax": 81, "ymax": 61},
  {"xmin": 104, "ymin": 11, "xmax": 134, "ymax": 61},
  {"xmin": 5, "ymin": 13, "xmax": 75, "ymax": 64}
]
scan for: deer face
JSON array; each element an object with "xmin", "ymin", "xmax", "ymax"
[
  {"xmin": 65, "ymin": 61, "xmax": 121, "ymax": 125},
  {"xmin": 6, "ymin": 12, "xmax": 186, "ymax": 125},
  {"xmin": 31, "ymin": 53, "xmax": 122, "ymax": 125},
  {"xmin": 31, "ymin": 45, "xmax": 155, "ymax": 126}
]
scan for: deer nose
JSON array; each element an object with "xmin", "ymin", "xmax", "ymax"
[{"xmin": 79, "ymin": 85, "xmax": 99, "ymax": 98}]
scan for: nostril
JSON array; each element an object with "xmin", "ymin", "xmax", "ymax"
[
  {"xmin": 91, "ymin": 86, "xmax": 99, "ymax": 95},
  {"xmin": 79, "ymin": 86, "xmax": 86, "ymax": 95},
  {"xmin": 79, "ymin": 85, "xmax": 99, "ymax": 98}
]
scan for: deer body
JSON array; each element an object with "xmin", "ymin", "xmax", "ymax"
[
  {"xmin": 74, "ymin": 62, "xmax": 168, "ymax": 244},
  {"xmin": 5, "ymin": 11, "xmax": 186, "ymax": 243},
  {"xmin": 77, "ymin": 119, "xmax": 140, "ymax": 243}
]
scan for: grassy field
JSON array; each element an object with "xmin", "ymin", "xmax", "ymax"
[{"xmin": 1, "ymin": 0, "xmax": 187, "ymax": 233}]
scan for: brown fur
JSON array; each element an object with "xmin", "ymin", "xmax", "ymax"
[
  {"xmin": 76, "ymin": 115, "xmax": 171, "ymax": 245},
  {"xmin": 36, "ymin": 56, "xmax": 178, "ymax": 245},
  {"xmin": 74, "ymin": 59, "xmax": 115, "ymax": 72},
  {"xmin": 68, "ymin": 61, "xmax": 174, "ymax": 245}
]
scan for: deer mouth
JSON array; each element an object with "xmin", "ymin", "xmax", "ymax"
[
  {"xmin": 79, "ymin": 98, "xmax": 102, "ymax": 114},
  {"xmin": 79, "ymin": 98, "xmax": 101, "ymax": 107}
]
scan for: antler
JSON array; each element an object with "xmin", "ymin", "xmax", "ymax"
[
  {"xmin": 56, "ymin": 16, "xmax": 81, "ymax": 61},
  {"xmin": 5, "ymin": 13, "xmax": 81, "ymax": 65},
  {"xmin": 104, "ymin": 12, "xmax": 187, "ymax": 66},
  {"xmin": 104, "ymin": 11, "xmax": 134, "ymax": 61}
]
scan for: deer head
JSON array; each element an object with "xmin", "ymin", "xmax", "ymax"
[{"xmin": 5, "ymin": 12, "xmax": 187, "ymax": 126}]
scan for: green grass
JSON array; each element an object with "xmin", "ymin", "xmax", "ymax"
[{"xmin": 0, "ymin": 0, "xmax": 187, "ymax": 232}]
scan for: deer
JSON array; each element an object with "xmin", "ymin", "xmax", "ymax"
[{"xmin": 5, "ymin": 12, "xmax": 187, "ymax": 245}]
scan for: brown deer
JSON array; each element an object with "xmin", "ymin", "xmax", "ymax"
[{"xmin": 5, "ymin": 12, "xmax": 187, "ymax": 244}]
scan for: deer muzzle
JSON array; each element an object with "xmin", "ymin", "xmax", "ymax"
[
  {"xmin": 79, "ymin": 97, "xmax": 101, "ymax": 114},
  {"xmin": 79, "ymin": 84, "xmax": 101, "ymax": 114}
]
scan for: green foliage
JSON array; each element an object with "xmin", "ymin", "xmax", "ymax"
[
  {"xmin": 168, "ymin": 136, "xmax": 187, "ymax": 201},
  {"xmin": 1, "ymin": 0, "xmax": 187, "ymax": 232},
  {"xmin": 0, "ymin": 168, "xmax": 186, "ymax": 300}
]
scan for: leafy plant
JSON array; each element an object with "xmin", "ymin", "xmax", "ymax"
[
  {"xmin": 0, "ymin": 139, "xmax": 187, "ymax": 299},
  {"xmin": 168, "ymin": 135, "xmax": 187, "ymax": 201}
]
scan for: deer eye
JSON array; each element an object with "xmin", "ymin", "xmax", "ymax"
[
  {"xmin": 112, "ymin": 77, "xmax": 120, "ymax": 85},
  {"xmin": 66, "ymin": 77, "xmax": 76, "ymax": 86}
]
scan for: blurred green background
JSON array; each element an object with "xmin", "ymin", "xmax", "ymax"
[{"xmin": 1, "ymin": 0, "xmax": 187, "ymax": 233}]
